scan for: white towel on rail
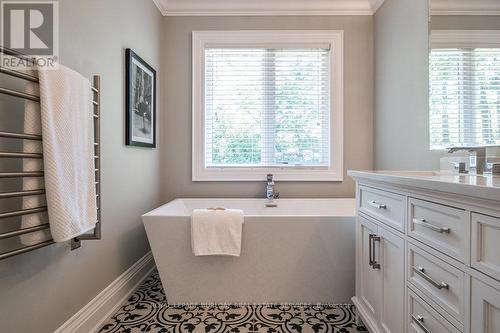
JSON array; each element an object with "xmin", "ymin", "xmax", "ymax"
[
  {"xmin": 38, "ymin": 65, "xmax": 97, "ymax": 242},
  {"xmin": 191, "ymin": 208, "xmax": 244, "ymax": 256}
]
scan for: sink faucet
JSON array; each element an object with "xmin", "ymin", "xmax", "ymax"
[
  {"xmin": 266, "ymin": 174, "xmax": 279, "ymax": 201},
  {"xmin": 447, "ymin": 146, "xmax": 487, "ymax": 174}
]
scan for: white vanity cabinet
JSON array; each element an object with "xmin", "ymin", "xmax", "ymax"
[{"xmin": 349, "ymin": 171, "xmax": 500, "ymax": 333}]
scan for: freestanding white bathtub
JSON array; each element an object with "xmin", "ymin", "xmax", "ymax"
[{"xmin": 142, "ymin": 198, "xmax": 356, "ymax": 304}]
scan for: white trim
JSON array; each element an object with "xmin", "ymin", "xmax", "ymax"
[
  {"xmin": 152, "ymin": 0, "xmax": 167, "ymax": 15},
  {"xmin": 54, "ymin": 252, "xmax": 155, "ymax": 333},
  {"xmin": 369, "ymin": 0, "xmax": 385, "ymax": 12},
  {"xmin": 192, "ymin": 30, "xmax": 344, "ymax": 182},
  {"xmin": 431, "ymin": 0, "xmax": 500, "ymax": 16},
  {"xmin": 430, "ymin": 30, "xmax": 500, "ymax": 48},
  {"xmin": 165, "ymin": 10, "xmax": 375, "ymax": 16},
  {"xmin": 152, "ymin": 0, "xmax": 385, "ymax": 16},
  {"xmin": 432, "ymin": 10, "xmax": 500, "ymax": 16}
]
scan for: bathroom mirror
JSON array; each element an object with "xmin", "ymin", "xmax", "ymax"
[{"xmin": 428, "ymin": 1, "xmax": 500, "ymax": 151}]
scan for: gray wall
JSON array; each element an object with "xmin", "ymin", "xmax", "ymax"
[
  {"xmin": 374, "ymin": 0, "xmax": 442, "ymax": 170},
  {"xmin": 0, "ymin": 0, "xmax": 163, "ymax": 332},
  {"xmin": 161, "ymin": 16, "xmax": 374, "ymax": 201}
]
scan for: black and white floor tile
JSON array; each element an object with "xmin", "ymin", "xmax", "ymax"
[{"xmin": 99, "ymin": 270, "xmax": 367, "ymax": 333}]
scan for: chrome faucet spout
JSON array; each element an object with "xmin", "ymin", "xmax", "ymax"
[
  {"xmin": 266, "ymin": 174, "xmax": 277, "ymax": 200},
  {"xmin": 447, "ymin": 146, "xmax": 486, "ymax": 157}
]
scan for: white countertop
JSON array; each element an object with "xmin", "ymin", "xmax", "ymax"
[{"xmin": 348, "ymin": 170, "xmax": 500, "ymax": 202}]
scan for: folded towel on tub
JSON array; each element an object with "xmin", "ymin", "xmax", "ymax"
[{"xmin": 191, "ymin": 208, "xmax": 244, "ymax": 256}]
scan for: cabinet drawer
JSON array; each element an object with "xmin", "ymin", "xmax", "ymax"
[
  {"xmin": 359, "ymin": 186, "xmax": 405, "ymax": 232},
  {"xmin": 408, "ymin": 243, "xmax": 465, "ymax": 323},
  {"xmin": 408, "ymin": 288, "xmax": 461, "ymax": 333},
  {"xmin": 408, "ymin": 198, "xmax": 468, "ymax": 262},
  {"xmin": 471, "ymin": 213, "xmax": 500, "ymax": 282}
]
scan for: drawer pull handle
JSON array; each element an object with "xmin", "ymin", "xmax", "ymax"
[
  {"xmin": 413, "ymin": 218, "xmax": 450, "ymax": 234},
  {"xmin": 413, "ymin": 266, "xmax": 449, "ymax": 290},
  {"xmin": 369, "ymin": 234, "xmax": 381, "ymax": 269},
  {"xmin": 369, "ymin": 200, "xmax": 387, "ymax": 209},
  {"xmin": 411, "ymin": 315, "xmax": 430, "ymax": 333}
]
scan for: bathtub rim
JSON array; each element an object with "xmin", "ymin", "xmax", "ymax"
[{"xmin": 142, "ymin": 198, "xmax": 356, "ymax": 218}]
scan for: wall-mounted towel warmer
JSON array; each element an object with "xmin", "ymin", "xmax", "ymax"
[{"xmin": 0, "ymin": 46, "xmax": 101, "ymax": 260}]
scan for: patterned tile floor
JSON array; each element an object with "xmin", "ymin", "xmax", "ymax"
[{"xmin": 99, "ymin": 270, "xmax": 367, "ymax": 333}]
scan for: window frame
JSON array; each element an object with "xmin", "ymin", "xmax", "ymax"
[{"xmin": 192, "ymin": 30, "xmax": 344, "ymax": 181}]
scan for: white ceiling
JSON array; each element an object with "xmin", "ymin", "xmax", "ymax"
[
  {"xmin": 152, "ymin": 0, "xmax": 385, "ymax": 16},
  {"xmin": 431, "ymin": 0, "xmax": 500, "ymax": 15}
]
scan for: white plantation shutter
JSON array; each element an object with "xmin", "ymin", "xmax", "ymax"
[
  {"xmin": 429, "ymin": 47, "xmax": 500, "ymax": 149},
  {"xmin": 204, "ymin": 47, "xmax": 331, "ymax": 168}
]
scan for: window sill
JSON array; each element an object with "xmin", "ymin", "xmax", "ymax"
[{"xmin": 192, "ymin": 168, "xmax": 344, "ymax": 182}]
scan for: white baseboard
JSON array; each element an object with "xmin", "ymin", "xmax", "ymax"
[{"xmin": 55, "ymin": 251, "xmax": 155, "ymax": 333}]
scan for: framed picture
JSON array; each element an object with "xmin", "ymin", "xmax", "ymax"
[{"xmin": 126, "ymin": 48, "xmax": 156, "ymax": 148}]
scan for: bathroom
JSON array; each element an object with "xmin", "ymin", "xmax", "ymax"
[{"xmin": 0, "ymin": 0, "xmax": 499, "ymax": 332}]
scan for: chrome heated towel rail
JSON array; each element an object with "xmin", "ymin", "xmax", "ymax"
[{"xmin": 0, "ymin": 46, "xmax": 101, "ymax": 260}]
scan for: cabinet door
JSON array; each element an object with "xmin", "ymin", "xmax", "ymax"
[
  {"xmin": 379, "ymin": 225, "xmax": 405, "ymax": 333},
  {"xmin": 471, "ymin": 278, "xmax": 500, "ymax": 333},
  {"xmin": 357, "ymin": 215, "xmax": 382, "ymax": 322}
]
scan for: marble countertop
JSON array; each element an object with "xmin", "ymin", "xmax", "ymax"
[{"xmin": 348, "ymin": 170, "xmax": 500, "ymax": 202}]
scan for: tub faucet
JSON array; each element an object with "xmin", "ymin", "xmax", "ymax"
[{"xmin": 266, "ymin": 174, "xmax": 279, "ymax": 201}]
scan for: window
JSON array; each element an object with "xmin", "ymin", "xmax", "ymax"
[
  {"xmin": 429, "ymin": 30, "xmax": 500, "ymax": 150},
  {"xmin": 192, "ymin": 31, "xmax": 343, "ymax": 181}
]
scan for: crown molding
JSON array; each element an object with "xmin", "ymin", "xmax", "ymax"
[
  {"xmin": 369, "ymin": 0, "xmax": 385, "ymax": 12},
  {"xmin": 161, "ymin": 10, "xmax": 375, "ymax": 16},
  {"xmin": 431, "ymin": 0, "xmax": 500, "ymax": 16},
  {"xmin": 152, "ymin": 0, "xmax": 386, "ymax": 16},
  {"xmin": 152, "ymin": 0, "xmax": 167, "ymax": 15}
]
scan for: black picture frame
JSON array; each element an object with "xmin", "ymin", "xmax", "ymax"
[{"xmin": 125, "ymin": 48, "xmax": 156, "ymax": 148}]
